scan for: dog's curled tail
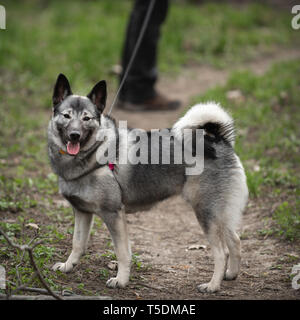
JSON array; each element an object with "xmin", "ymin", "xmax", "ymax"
[{"xmin": 172, "ymin": 102, "xmax": 235, "ymax": 147}]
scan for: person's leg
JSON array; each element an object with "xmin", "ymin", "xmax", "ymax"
[
  {"xmin": 119, "ymin": 0, "xmax": 168, "ymax": 104},
  {"xmin": 118, "ymin": 0, "xmax": 180, "ymax": 110}
]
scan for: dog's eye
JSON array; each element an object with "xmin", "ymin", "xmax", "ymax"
[
  {"xmin": 83, "ymin": 116, "xmax": 91, "ymax": 121},
  {"xmin": 64, "ymin": 114, "xmax": 71, "ymax": 119}
]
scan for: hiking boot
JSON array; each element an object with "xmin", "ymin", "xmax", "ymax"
[{"xmin": 116, "ymin": 93, "xmax": 181, "ymax": 111}]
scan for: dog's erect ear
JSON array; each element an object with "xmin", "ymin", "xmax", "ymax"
[
  {"xmin": 87, "ymin": 80, "xmax": 107, "ymax": 112},
  {"xmin": 52, "ymin": 74, "xmax": 72, "ymax": 106}
]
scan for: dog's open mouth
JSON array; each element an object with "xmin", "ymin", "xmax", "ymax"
[{"xmin": 67, "ymin": 141, "xmax": 80, "ymax": 155}]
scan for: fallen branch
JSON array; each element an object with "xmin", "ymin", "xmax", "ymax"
[
  {"xmin": 10, "ymin": 285, "xmax": 55, "ymax": 295},
  {"xmin": 0, "ymin": 226, "xmax": 63, "ymax": 300}
]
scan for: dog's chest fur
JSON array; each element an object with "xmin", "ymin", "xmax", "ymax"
[{"xmin": 59, "ymin": 166, "xmax": 122, "ymax": 214}]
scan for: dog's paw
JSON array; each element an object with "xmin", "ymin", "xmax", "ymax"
[
  {"xmin": 197, "ymin": 282, "xmax": 220, "ymax": 293},
  {"xmin": 106, "ymin": 277, "xmax": 127, "ymax": 289},
  {"xmin": 223, "ymin": 269, "xmax": 238, "ymax": 281},
  {"xmin": 52, "ymin": 261, "xmax": 74, "ymax": 273}
]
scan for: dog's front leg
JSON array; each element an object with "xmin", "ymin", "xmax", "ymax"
[
  {"xmin": 99, "ymin": 211, "xmax": 131, "ymax": 288},
  {"xmin": 52, "ymin": 209, "xmax": 94, "ymax": 273}
]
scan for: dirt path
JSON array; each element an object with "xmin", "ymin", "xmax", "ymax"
[{"xmin": 90, "ymin": 48, "xmax": 300, "ymax": 300}]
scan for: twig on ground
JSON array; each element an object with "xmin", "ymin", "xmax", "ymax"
[
  {"xmin": 0, "ymin": 226, "xmax": 64, "ymax": 300},
  {"xmin": 10, "ymin": 285, "xmax": 53, "ymax": 295}
]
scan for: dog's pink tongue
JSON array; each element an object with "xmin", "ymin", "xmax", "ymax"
[{"xmin": 67, "ymin": 142, "xmax": 80, "ymax": 155}]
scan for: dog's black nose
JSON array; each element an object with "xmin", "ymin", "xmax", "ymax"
[{"xmin": 69, "ymin": 131, "xmax": 81, "ymax": 141}]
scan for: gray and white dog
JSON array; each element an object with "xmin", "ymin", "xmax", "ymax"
[{"xmin": 48, "ymin": 74, "xmax": 248, "ymax": 293}]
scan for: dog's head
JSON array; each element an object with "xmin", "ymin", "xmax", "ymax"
[{"xmin": 51, "ymin": 74, "xmax": 106, "ymax": 155}]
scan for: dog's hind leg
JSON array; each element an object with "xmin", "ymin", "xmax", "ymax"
[
  {"xmin": 197, "ymin": 222, "xmax": 227, "ymax": 293},
  {"xmin": 223, "ymin": 228, "xmax": 241, "ymax": 280},
  {"xmin": 100, "ymin": 210, "xmax": 131, "ymax": 288},
  {"xmin": 52, "ymin": 209, "xmax": 94, "ymax": 273}
]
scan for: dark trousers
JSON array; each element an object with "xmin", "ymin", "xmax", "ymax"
[{"xmin": 119, "ymin": 0, "xmax": 169, "ymax": 104}]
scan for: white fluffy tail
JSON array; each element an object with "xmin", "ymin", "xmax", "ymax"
[{"xmin": 172, "ymin": 102, "xmax": 235, "ymax": 146}]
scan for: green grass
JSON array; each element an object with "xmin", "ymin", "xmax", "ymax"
[
  {"xmin": 0, "ymin": 1, "xmax": 298, "ymax": 86},
  {"xmin": 273, "ymin": 201, "xmax": 300, "ymax": 241},
  {"xmin": 161, "ymin": 2, "xmax": 299, "ymax": 69},
  {"xmin": 0, "ymin": 220, "xmax": 63, "ymax": 293},
  {"xmin": 191, "ymin": 59, "xmax": 300, "ymax": 240}
]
